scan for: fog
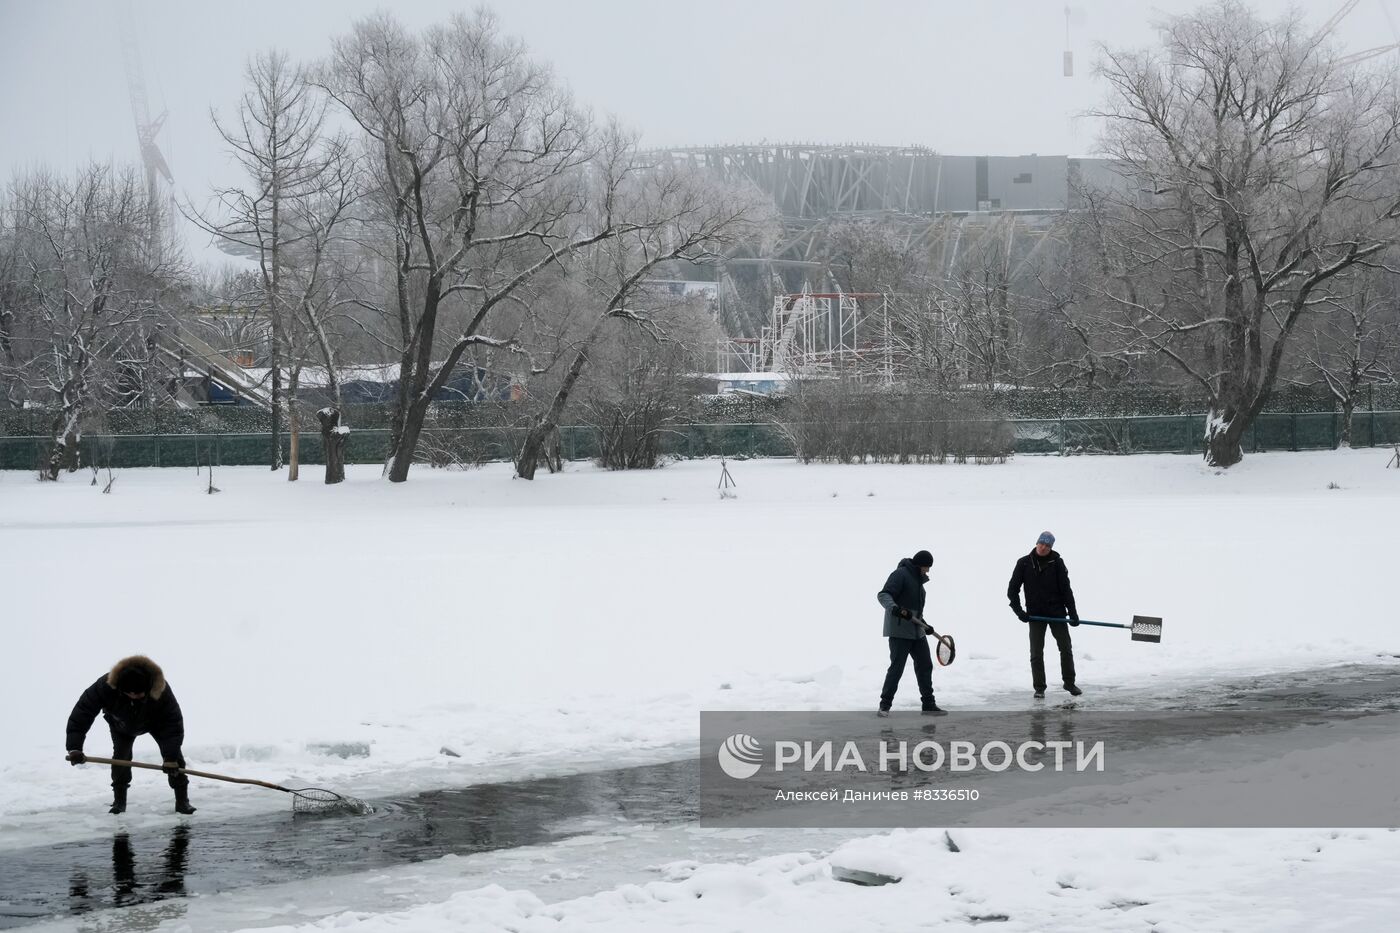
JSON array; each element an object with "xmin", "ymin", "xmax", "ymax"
[{"xmin": 2, "ymin": 0, "xmax": 1398, "ymax": 262}]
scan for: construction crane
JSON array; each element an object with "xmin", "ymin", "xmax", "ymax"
[
  {"xmin": 1063, "ymin": 5, "xmax": 1074, "ymax": 77},
  {"xmin": 116, "ymin": 2, "xmax": 174, "ymax": 239},
  {"xmin": 1338, "ymin": 42, "xmax": 1400, "ymax": 64},
  {"xmin": 1316, "ymin": 0, "xmax": 1362, "ymax": 41},
  {"xmin": 1318, "ymin": 0, "xmax": 1400, "ymax": 67}
]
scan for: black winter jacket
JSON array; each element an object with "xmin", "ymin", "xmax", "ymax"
[
  {"xmin": 66, "ymin": 656, "xmax": 185, "ymax": 759},
  {"xmin": 1007, "ymin": 548, "xmax": 1078, "ymax": 620},
  {"xmin": 877, "ymin": 557, "xmax": 929, "ymax": 639}
]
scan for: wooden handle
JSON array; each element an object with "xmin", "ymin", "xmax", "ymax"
[{"xmin": 78, "ymin": 756, "xmax": 289, "ymax": 792}]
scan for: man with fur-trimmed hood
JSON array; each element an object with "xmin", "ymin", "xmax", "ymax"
[{"xmin": 65, "ymin": 656, "xmax": 194, "ymax": 814}]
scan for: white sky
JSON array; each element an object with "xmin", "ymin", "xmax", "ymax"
[{"xmin": 2, "ymin": 0, "xmax": 1399, "ymax": 264}]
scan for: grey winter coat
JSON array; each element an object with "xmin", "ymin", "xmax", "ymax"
[{"xmin": 877, "ymin": 558, "xmax": 929, "ymax": 640}]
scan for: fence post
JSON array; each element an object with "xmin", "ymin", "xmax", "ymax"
[
  {"xmin": 1058, "ymin": 418, "xmax": 1066, "ymax": 456},
  {"xmin": 1122, "ymin": 417, "xmax": 1130, "ymax": 454},
  {"xmin": 154, "ymin": 434, "xmax": 161, "ymax": 468},
  {"xmin": 1290, "ymin": 413, "xmax": 1297, "ymax": 451}
]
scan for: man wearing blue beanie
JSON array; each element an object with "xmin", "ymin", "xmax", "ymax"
[{"xmin": 1007, "ymin": 531, "xmax": 1082, "ymax": 699}]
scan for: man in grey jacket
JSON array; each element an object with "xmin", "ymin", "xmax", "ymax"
[{"xmin": 876, "ymin": 550, "xmax": 944, "ymax": 716}]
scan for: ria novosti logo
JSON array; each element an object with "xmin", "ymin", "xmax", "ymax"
[{"xmin": 717, "ymin": 733, "xmax": 763, "ymax": 779}]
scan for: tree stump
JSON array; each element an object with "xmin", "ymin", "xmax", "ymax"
[{"xmin": 317, "ymin": 407, "xmax": 347, "ymax": 485}]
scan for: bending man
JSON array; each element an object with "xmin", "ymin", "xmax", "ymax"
[{"xmin": 66, "ymin": 655, "xmax": 195, "ymax": 814}]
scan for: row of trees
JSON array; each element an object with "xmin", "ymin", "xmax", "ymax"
[
  {"xmin": 818, "ymin": 1, "xmax": 1400, "ymax": 467},
  {"xmin": 3, "ymin": 1, "xmax": 1398, "ymax": 474},
  {"xmin": 0, "ymin": 10, "xmax": 769, "ymax": 484},
  {"xmin": 0, "ymin": 166, "xmax": 180, "ymax": 479},
  {"xmin": 198, "ymin": 12, "xmax": 767, "ymax": 483}
]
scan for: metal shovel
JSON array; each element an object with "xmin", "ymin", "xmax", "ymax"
[{"xmin": 1029, "ymin": 615, "xmax": 1163, "ymax": 643}]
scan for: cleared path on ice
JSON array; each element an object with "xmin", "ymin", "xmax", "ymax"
[{"xmin": 2, "ymin": 660, "xmax": 1397, "ymax": 930}]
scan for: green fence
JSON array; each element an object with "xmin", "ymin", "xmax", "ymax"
[{"xmin": 5, "ymin": 412, "xmax": 1400, "ymax": 471}]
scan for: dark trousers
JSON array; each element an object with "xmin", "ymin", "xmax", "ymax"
[
  {"xmin": 110, "ymin": 726, "xmax": 188, "ymax": 793},
  {"xmin": 880, "ymin": 636, "xmax": 934, "ymax": 709},
  {"xmin": 1029, "ymin": 618, "xmax": 1076, "ymax": 690}
]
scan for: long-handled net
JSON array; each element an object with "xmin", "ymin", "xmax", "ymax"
[
  {"xmin": 915, "ymin": 618, "xmax": 957, "ymax": 666},
  {"xmin": 82, "ymin": 757, "xmax": 371, "ymax": 815}
]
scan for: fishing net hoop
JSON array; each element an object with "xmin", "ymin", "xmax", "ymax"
[{"xmin": 290, "ymin": 787, "xmax": 371, "ymax": 815}]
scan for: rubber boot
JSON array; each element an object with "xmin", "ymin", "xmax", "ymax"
[
  {"xmin": 174, "ymin": 789, "xmax": 196, "ymax": 815},
  {"xmin": 109, "ymin": 787, "xmax": 127, "ymax": 815}
]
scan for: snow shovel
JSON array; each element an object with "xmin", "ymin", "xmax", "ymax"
[
  {"xmin": 1029, "ymin": 615, "xmax": 1163, "ymax": 643},
  {"xmin": 78, "ymin": 756, "xmax": 371, "ymax": 815}
]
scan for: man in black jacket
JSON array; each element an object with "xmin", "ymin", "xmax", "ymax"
[
  {"xmin": 1007, "ymin": 531, "xmax": 1082, "ymax": 699},
  {"xmin": 875, "ymin": 550, "xmax": 944, "ymax": 716},
  {"xmin": 65, "ymin": 655, "xmax": 195, "ymax": 814}
]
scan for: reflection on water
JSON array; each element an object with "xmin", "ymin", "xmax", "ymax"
[{"xmin": 64, "ymin": 825, "xmax": 190, "ymax": 918}]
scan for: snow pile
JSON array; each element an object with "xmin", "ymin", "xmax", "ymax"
[{"xmin": 213, "ymin": 827, "xmax": 1400, "ymax": 932}]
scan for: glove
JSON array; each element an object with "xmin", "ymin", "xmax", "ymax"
[
  {"xmin": 1013, "ymin": 607, "xmax": 1028, "ymax": 622},
  {"xmin": 896, "ymin": 607, "xmax": 912, "ymax": 620},
  {"xmin": 162, "ymin": 760, "xmax": 182, "ymax": 775},
  {"xmin": 1069, "ymin": 614, "xmax": 1080, "ymax": 627},
  {"xmin": 67, "ymin": 750, "xmax": 86, "ymax": 766}
]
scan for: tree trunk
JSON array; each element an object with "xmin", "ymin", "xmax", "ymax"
[
  {"xmin": 385, "ymin": 396, "xmax": 431, "ymax": 482},
  {"xmin": 46, "ymin": 395, "xmax": 83, "ymax": 480},
  {"xmin": 384, "ymin": 279, "xmax": 445, "ymax": 483},
  {"xmin": 1339, "ymin": 400, "xmax": 1355, "ymax": 449},
  {"xmin": 270, "ymin": 359, "xmax": 284, "ymax": 471},
  {"xmin": 516, "ymin": 426, "xmax": 546, "ymax": 480},
  {"xmin": 517, "ymin": 424, "xmax": 566, "ymax": 480},
  {"xmin": 318, "ymin": 407, "xmax": 346, "ymax": 484},
  {"xmin": 516, "ymin": 315, "xmax": 608, "ymax": 480},
  {"xmin": 1204, "ymin": 408, "xmax": 1246, "ymax": 467},
  {"xmin": 287, "ymin": 371, "xmax": 300, "ymax": 481}
]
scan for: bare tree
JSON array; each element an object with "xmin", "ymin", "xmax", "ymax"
[
  {"xmin": 0, "ymin": 204, "xmax": 21, "ymax": 406},
  {"xmin": 190, "ymin": 49, "xmax": 350, "ymax": 477},
  {"xmin": 1302, "ymin": 272, "xmax": 1399, "ymax": 446},
  {"xmin": 318, "ymin": 11, "xmax": 645, "ymax": 482},
  {"xmin": 1, "ymin": 165, "xmax": 177, "ymax": 478},
  {"xmin": 187, "ymin": 267, "xmax": 265, "ymax": 362},
  {"xmin": 1091, "ymin": 0, "xmax": 1400, "ymax": 466},
  {"xmin": 514, "ymin": 154, "xmax": 766, "ymax": 479},
  {"xmin": 575, "ymin": 304, "xmax": 718, "ymax": 471}
]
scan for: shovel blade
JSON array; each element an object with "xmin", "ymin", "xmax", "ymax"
[{"xmin": 1130, "ymin": 615, "xmax": 1163, "ymax": 643}]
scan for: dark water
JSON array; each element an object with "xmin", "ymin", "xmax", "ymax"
[
  {"xmin": 1, "ymin": 661, "xmax": 1396, "ymax": 928},
  {"xmin": 0, "ymin": 761, "xmax": 698, "ymax": 928}
]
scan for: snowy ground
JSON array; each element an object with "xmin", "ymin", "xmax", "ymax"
[{"xmin": 3, "ymin": 449, "xmax": 1399, "ymax": 930}]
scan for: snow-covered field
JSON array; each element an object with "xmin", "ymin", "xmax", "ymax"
[{"xmin": 3, "ymin": 449, "xmax": 1399, "ymax": 930}]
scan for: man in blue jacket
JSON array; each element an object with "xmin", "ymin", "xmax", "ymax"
[
  {"xmin": 876, "ymin": 550, "xmax": 944, "ymax": 716},
  {"xmin": 65, "ymin": 655, "xmax": 195, "ymax": 814},
  {"xmin": 1008, "ymin": 531, "xmax": 1082, "ymax": 699}
]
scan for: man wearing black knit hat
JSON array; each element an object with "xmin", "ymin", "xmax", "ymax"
[
  {"xmin": 875, "ymin": 549, "xmax": 944, "ymax": 716},
  {"xmin": 65, "ymin": 655, "xmax": 195, "ymax": 814}
]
